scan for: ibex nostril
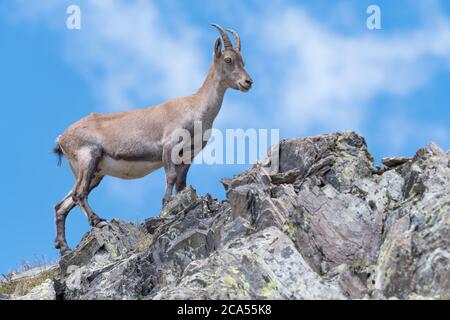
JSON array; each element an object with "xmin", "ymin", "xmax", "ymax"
[{"xmin": 245, "ymin": 79, "xmax": 253, "ymax": 86}]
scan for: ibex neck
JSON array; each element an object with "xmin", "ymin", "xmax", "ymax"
[{"xmin": 195, "ymin": 64, "xmax": 227, "ymax": 121}]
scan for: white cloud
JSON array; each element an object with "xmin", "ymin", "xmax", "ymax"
[
  {"xmin": 8, "ymin": 0, "xmax": 450, "ymax": 164},
  {"xmin": 8, "ymin": 0, "xmax": 61, "ymax": 26},
  {"xmin": 12, "ymin": 0, "xmax": 206, "ymax": 111},
  {"xmin": 378, "ymin": 113, "xmax": 450, "ymax": 155},
  {"xmin": 13, "ymin": 1, "xmax": 450, "ymax": 140},
  {"xmin": 9, "ymin": 0, "xmax": 208, "ymax": 204},
  {"xmin": 257, "ymin": 6, "xmax": 450, "ymax": 135},
  {"xmin": 72, "ymin": 1, "xmax": 207, "ymax": 111}
]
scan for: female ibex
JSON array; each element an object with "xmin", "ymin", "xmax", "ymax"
[{"xmin": 53, "ymin": 24, "xmax": 253, "ymax": 255}]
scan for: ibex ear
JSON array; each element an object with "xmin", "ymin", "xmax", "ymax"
[{"xmin": 214, "ymin": 37, "xmax": 222, "ymax": 58}]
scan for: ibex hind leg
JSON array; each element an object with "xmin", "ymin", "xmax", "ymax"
[
  {"xmin": 54, "ymin": 173, "xmax": 104, "ymax": 255},
  {"xmin": 54, "ymin": 152, "xmax": 95, "ymax": 254},
  {"xmin": 72, "ymin": 147, "xmax": 107, "ymax": 228},
  {"xmin": 55, "ymin": 156, "xmax": 78, "ymax": 254},
  {"xmin": 54, "ymin": 190, "xmax": 76, "ymax": 255}
]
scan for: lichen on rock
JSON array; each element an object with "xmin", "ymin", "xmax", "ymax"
[{"xmin": 6, "ymin": 131, "xmax": 449, "ymax": 300}]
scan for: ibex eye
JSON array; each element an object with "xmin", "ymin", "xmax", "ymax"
[{"xmin": 224, "ymin": 57, "xmax": 232, "ymax": 64}]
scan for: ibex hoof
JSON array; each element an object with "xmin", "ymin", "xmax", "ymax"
[
  {"xmin": 95, "ymin": 220, "xmax": 108, "ymax": 228},
  {"xmin": 60, "ymin": 248, "xmax": 72, "ymax": 257},
  {"xmin": 162, "ymin": 196, "xmax": 173, "ymax": 207},
  {"xmin": 56, "ymin": 243, "xmax": 72, "ymax": 256}
]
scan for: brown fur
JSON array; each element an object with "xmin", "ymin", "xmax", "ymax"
[{"xmin": 53, "ymin": 25, "xmax": 253, "ymax": 255}]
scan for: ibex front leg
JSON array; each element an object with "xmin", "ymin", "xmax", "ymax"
[
  {"xmin": 175, "ymin": 163, "xmax": 191, "ymax": 192},
  {"xmin": 162, "ymin": 145, "xmax": 177, "ymax": 206}
]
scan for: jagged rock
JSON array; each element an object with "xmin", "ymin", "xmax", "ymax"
[
  {"xmin": 60, "ymin": 220, "xmax": 146, "ymax": 299},
  {"xmin": 153, "ymin": 227, "xmax": 344, "ymax": 299},
  {"xmin": 337, "ymin": 264, "xmax": 368, "ymax": 299},
  {"xmin": 60, "ymin": 219, "xmax": 142, "ymax": 274},
  {"xmin": 372, "ymin": 143, "xmax": 450, "ymax": 299},
  {"xmin": 10, "ymin": 265, "xmax": 57, "ymax": 282},
  {"xmin": 159, "ymin": 185, "xmax": 201, "ymax": 217},
  {"xmin": 226, "ymin": 132, "xmax": 381, "ymax": 274},
  {"xmin": 6, "ymin": 131, "xmax": 446, "ymax": 300},
  {"xmin": 0, "ymin": 265, "xmax": 59, "ymax": 300},
  {"xmin": 382, "ymin": 156, "xmax": 412, "ymax": 168},
  {"xmin": 63, "ymin": 253, "xmax": 153, "ymax": 300},
  {"xmin": 12, "ymin": 279, "xmax": 56, "ymax": 300}
]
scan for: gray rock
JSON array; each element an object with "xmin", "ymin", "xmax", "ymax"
[
  {"xmin": 36, "ymin": 131, "xmax": 448, "ymax": 300},
  {"xmin": 338, "ymin": 265, "xmax": 368, "ymax": 299},
  {"xmin": 153, "ymin": 227, "xmax": 345, "ymax": 300},
  {"xmin": 60, "ymin": 219, "xmax": 142, "ymax": 274},
  {"xmin": 64, "ymin": 253, "xmax": 153, "ymax": 300},
  {"xmin": 10, "ymin": 265, "xmax": 58, "ymax": 282},
  {"xmin": 0, "ymin": 264, "xmax": 60, "ymax": 300},
  {"xmin": 382, "ymin": 156, "xmax": 412, "ymax": 168},
  {"xmin": 372, "ymin": 143, "xmax": 450, "ymax": 299},
  {"xmin": 294, "ymin": 182, "xmax": 381, "ymax": 273},
  {"xmin": 226, "ymin": 132, "xmax": 381, "ymax": 274},
  {"xmin": 12, "ymin": 279, "xmax": 56, "ymax": 300}
]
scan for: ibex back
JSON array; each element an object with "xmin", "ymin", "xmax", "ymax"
[{"xmin": 53, "ymin": 24, "xmax": 253, "ymax": 255}]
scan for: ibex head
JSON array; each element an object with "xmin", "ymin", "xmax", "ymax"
[{"xmin": 212, "ymin": 24, "xmax": 253, "ymax": 92}]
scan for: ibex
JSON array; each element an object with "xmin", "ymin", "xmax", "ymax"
[{"xmin": 53, "ymin": 24, "xmax": 253, "ymax": 255}]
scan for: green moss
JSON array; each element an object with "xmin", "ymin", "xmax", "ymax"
[
  {"xmin": 106, "ymin": 244, "xmax": 119, "ymax": 258},
  {"xmin": 0, "ymin": 281, "xmax": 15, "ymax": 296},
  {"xmin": 230, "ymin": 266, "xmax": 240, "ymax": 274},
  {"xmin": 160, "ymin": 210, "xmax": 169, "ymax": 218},
  {"xmin": 137, "ymin": 233, "xmax": 154, "ymax": 253},
  {"xmin": 425, "ymin": 213, "xmax": 433, "ymax": 225},
  {"xmin": 384, "ymin": 266, "xmax": 395, "ymax": 284},
  {"xmin": 224, "ymin": 275, "xmax": 238, "ymax": 288},
  {"xmin": 223, "ymin": 268, "xmax": 252, "ymax": 294},
  {"xmin": 349, "ymin": 258, "xmax": 369, "ymax": 272},
  {"xmin": 336, "ymin": 264, "xmax": 347, "ymax": 273},
  {"xmin": 283, "ymin": 221, "xmax": 296, "ymax": 237},
  {"xmin": 260, "ymin": 278, "xmax": 277, "ymax": 297},
  {"xmin": 0, "ymin": 269, "xmax": 58, "ymax": 296}
]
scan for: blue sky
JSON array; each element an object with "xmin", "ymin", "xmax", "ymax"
[{"xmin": 0, "ymin": 0, "xmax": 449, "ymax": 274}]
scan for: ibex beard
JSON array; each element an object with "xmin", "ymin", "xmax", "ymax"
[{"xmin": 53, "ymin": 24, "xmax": 253, "ymax": 255}]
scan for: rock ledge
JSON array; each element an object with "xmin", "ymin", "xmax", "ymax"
[{"xmin": 3, "ymin": 132, "xmax": 449, "ymax": 300}]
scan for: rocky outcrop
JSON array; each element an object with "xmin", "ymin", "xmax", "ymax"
[
  {"xmin": 12, "ymin": 279, "xmax": 56, "ymax": 300},
  {"xmin": 3, "ymin": 131, "xmax": 449, "ymax": 300},
  {"xmin": 0, "ymin": 265, "xmax": 59, "ymax": 300}
]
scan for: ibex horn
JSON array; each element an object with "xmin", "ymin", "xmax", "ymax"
[
  {"xmin": 211, "ymin": 23, "xmax": 233, "ymax": 49},
  {"xmin": 226, "ymin": 28, "xmax": 240, "ymax": 51}
]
